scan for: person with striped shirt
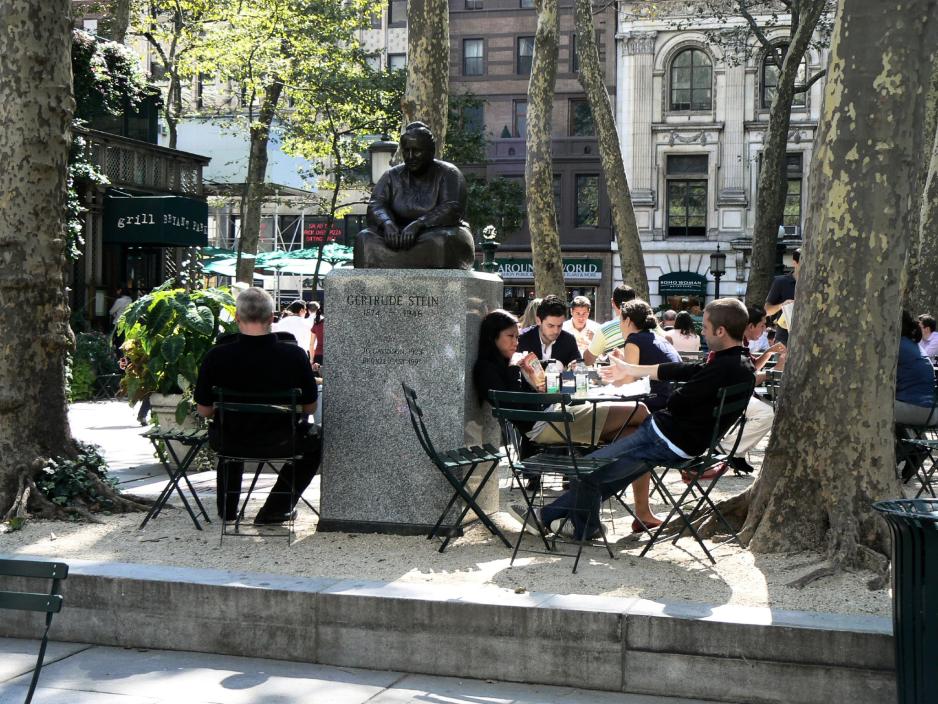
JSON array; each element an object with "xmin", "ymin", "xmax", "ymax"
[{"xmin": 583, "ymin": 284, "xmax": 636, "ymax": 365}]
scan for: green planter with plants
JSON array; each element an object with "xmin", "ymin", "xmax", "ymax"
[{"xmin": 117, "ymin": 283, "xmax": 237, "ymax": 424}]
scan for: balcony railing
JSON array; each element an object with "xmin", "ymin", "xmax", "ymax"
[{"xmin": 77, "ymin": 126, "xmax": 210, "ymax": 197}]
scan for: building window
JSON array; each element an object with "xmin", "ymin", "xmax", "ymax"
[
  {"xmin": 762, "ymin": 45, "xmax": 807, "ymax": 109},
  {"xmin": 513, "ymin": 100, "xmax": 527, "ymax": 138},
  {"xmin": 669, "ymin": 48, "xmax": 712, "ymax": 112},
  {"xmin": 465, "ymin": 0, "xmax": 483, "ymax": 8},
  {"xmin": 388, "ymin": 53, "xmax": 406, "ymax": 71},
  {"xmin": 463, "ymin": 39, "xmax": 484, "ymax": 76},
  {"xmin": 575, "ymin": 175, "xmax": 599, "ymax": 227},
  {"xmin": 389, "ymin": 0, "xmax": 406, "ymax": 26},
  {"xmin": 570, "ymin": 34, "xmax": 578, "ymax": 73},
  {"xmin": 520, "ymin": 0, "xmax": 534, "ymax": 8},
  {"xmin": 370, "ymin": 8, "xmax": 383, "ymax": 29},
  {"xmin": 517, "ymin": 36, "xmax": 535, "ymax": 75},
  {"xmin": 666, "ymin": 155, "xmax": 708, "ymax": 237},
  {"xmin": 569, "ymin": 99, "xmax": 594, "ymax": 136},
  {"xmin": 461, "ymin": 103, "xmax": 484, "ymax": 133},
  {"xmin": 783, "ymin": 153, "xmax": 803, "ymax": 230},
  {"xmin": 553, "ymin": 174, "xmax": 562, "ymax": 216}
]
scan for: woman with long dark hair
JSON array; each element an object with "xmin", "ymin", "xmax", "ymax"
[
  {"xmin": 474, "ymin": 308, "xmax": 648, "ymax": 453},
  {"xmin": 598, "ymin": 299, "xmax": 681, "ymax": 531},
  {"xmin": 666, "ymin": 311, "xmax": 700, "ymax": 353}
]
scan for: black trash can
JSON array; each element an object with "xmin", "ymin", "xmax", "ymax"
[{"xmin": 873, "ymin": 499, "xmax": 938, "ymax": 704}]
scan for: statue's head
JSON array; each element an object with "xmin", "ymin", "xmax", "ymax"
[{"xmin": 400, "ymin": 121, "xmax": 436, "ymax": 175}]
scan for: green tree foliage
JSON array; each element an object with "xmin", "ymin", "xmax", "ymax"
[
  {"xmin": 68, "ymin": 30, "xmax": 154, "ymax": 259},
  {"xmin": 131, "ymin": 0, "xmax": 219, "ymax": 149},
  {"xmin": 445, "ymin": 93, "xmax": 488, "ymax": 165},
  {"xmin": 282, "ymin": 59, "xmax": 404, "ymax": 287},
  {"xmin": 465, "ymin": 177, "xmax": 526, "ymax": 243},
  {"xmin": 175, "ymin": 0, "xmax": 386, "ymax": 282},
  {"xmin": 445, "ymin": 94, "xmax": 525, "ymax": 243}
]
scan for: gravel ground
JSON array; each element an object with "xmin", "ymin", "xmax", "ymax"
[{"xmin": 0, "ymin": 401, "xmax": 893, "ymax": 617}]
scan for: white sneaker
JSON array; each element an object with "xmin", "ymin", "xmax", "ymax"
[
  {"xmin": 507, "ymin": 502, "xmax": 542, "ymax": 536},
  {"xmin": 549, "ymin": 518, "xmax": 576, "ymax": 537}
]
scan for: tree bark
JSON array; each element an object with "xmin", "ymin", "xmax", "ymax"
[
  {"xmin": 905, "ymin": 55, "xmax": 938, "ymax": 313},
  {"xmin": 401, "ymin": 0, "xmax": 449, "ymax": 157},
  {"xmin": 236, "ymin": 79, "xmax": 282, "ymax": 284},
  {"xmin": 110, "ymin": 0, "xmax": 133, "ymax": 44},
  {"xmin": 574, "ymin": 0, "xmax": 648, "ymax": 299},
  {"xmin": 911, "ymin": 114, "xmax": 938, "ymax": 316},
  {"xmin": 746, "ymin": 1, "xmax": 827, "ymax": 307},
  {"xmin": 526, "ymin": 0, "xmax": 565, "ymax": 298},
  {"xmin": 0, "ymin": 0, "xmax": 76, "ymax": 516},
  {"xmin": 741, "ymin": 0, "xmax": 938, "ymax": 567}
]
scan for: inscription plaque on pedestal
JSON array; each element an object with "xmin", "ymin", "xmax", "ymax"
[{"xmin": 319, "ymin": 268, "xmax": 503, "ymax": 534}]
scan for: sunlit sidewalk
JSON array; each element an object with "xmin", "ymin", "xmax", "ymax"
[{"xmin": 0, "ymin": 637, "xmax": 720, "ymax": 704}]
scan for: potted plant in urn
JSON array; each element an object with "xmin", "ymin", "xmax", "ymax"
[{"xmin": 117, "ymin": 282, "xmax": 237, "ymax": 429}]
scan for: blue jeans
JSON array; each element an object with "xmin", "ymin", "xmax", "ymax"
[{"xmin": 540, "ymin": 418, "xmax": 682, "ymax": 538}]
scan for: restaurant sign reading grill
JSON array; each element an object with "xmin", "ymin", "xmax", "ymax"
[
  {"xmin": 496, "ymin": 258, "xmax": 602, "ymax": 281},
  {"xmin": 658, "ymin": 271, "xmax": 708, "ymax": 297},
  {"xmin": 104, "ymin": 194, "xmax": 208, "ymax": 246}
]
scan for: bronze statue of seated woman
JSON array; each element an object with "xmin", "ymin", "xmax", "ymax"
[{"xmin": 353, "ymin": 122, "xmax": 476, "ymax": 270}]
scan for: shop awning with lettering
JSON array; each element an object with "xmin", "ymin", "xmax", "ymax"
[
  {"xmin": 103, "ymin": 194, "xmax": 208, "ymax": 246},
  {"xmin": 658, "ymin": 271, "xmax": 707, "ymax": 297},
  {"xmin": 494, "ymin": 258, "xmax": 603, "ymax": 282}
]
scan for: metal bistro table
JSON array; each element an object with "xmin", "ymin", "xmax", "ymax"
[
  {"xmin": 563, "ymin": 375, "xmax": 654, "ymax": 452},
  {"xmin": 139, "ymin": 427, "xmax": 212, "ymax": 530}
]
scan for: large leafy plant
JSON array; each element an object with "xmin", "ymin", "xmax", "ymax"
[{"xmin": 117, "ymin": 283, "xmax": 237, "ymax": 422}]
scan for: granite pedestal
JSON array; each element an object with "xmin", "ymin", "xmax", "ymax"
[{"xmin": 319, "ymin": 269, "xmax": 503, "ymax": 535}]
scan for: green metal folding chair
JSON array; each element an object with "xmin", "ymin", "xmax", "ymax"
[
  {"xmin": 489, "ymin": 389, "xmax": 626, "ymax": 573},
  {"xmin": 212, "ymin": 387, "xmax": 318, "ymax": 543},
  {"xmin": 402, "ymin": 382, "xmax": 510, "ymax": 552},
  {"xmin": 640, "ymin": 380, "xmax": 755, "ymax": 564},
  {"xmin": 0, "ymin": 559, "xmax": 68, "ymax": 704}
]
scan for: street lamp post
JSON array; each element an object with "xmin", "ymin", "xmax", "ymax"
[
  {"xmin": 368, "ymin": 138, "xmax": 398, "ymax": 185},
  {"xmin": 709, "ymin": 243, "xmax": 727, "ymax": 301}
]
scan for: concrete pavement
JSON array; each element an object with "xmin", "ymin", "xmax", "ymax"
[{"xmin": 0, "ymin": 637, "xmax": 719, "ymax": 704}]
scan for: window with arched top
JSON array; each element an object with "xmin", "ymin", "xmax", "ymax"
[
  {"xmin": 670, "ymin": 49, "xmax": 712, "ymax": 112},
  {"xmin": 761, "ymin": 45, "xmax": 808, "ymax": 109}
]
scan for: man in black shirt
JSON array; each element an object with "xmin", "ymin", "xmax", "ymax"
[
  {"xmin": 517, "ymin": 295, "xmax": 582, "ymax": 367},
  {"xmin": 535, "ymin": 298, "xmax": 755, "ymax": 539},
  {"xmin": 765, "ymin": 248, "xmax": 800, "ymax": 347},
  {"xmin": 194, "ymin": 287, "xmax": 321, "ymax": 524}
]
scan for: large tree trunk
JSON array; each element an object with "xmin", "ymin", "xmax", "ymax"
[
  {"xmin": 0, "ymin": 0, "xmax": 76, "ymax": 516},
  {"xmin": 401, "ymin": 0, "xmax": 449, "ymax": 157},
  {"xmin": 109, "ymin": 0, "xmax": 133, "ymax": 44},
  {"xmin": 236, "ymin": 80, "xmax": 282, "ymax": 284},
  {"xmin": 574, "ymin": 0, "xmax": 647, "ymax": 300},
  {"xmin": 746, "ymin": 1, "xmax": 826, "ymax": 307},
  {"xmin": 911, "ymin": 116, "xmax": 938, "ymax": 316},
  {"xmin": 740, "ymin": 0, "xmax": 938, "ymax": 570},
  {"xmin": 526, "ymin": 0, "xmax": 564, "ymax": 298},
  {"xmin": 905, "ymin": 56, "xmax": 938, "ymax": 313}
]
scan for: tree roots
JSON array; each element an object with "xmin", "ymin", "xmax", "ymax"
[{"xmin": 2, "ymin": 455, "xmax": 152, "ymax": 523}]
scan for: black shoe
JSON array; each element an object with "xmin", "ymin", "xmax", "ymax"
[
  {"xmin": 524, "ymin": 476, "xmax": 541, "ymax": 492},
  {"xmin": 253, "ymin": 509, "xmax": 297, "ymax": 525},
  {"xmin": 728, "ymin": 456, "xmax": 755, "ymax": 475}
]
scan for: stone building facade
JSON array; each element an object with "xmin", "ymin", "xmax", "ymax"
[{"xmin": 617, "ymin": 5, "xmax": 828, "ymax": 308}]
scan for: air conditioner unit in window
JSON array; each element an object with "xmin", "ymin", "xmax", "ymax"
[{"xmin": 783, "ymin": 225, "xmax": 801, "ymax": 237}]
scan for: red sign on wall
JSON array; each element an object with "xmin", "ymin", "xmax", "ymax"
[{"xmin": 303, "ymin": 219, "xmax": 343, "ymax": 245}]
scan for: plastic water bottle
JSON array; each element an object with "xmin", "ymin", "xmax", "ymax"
[
  {"xmin": 546, "ymin": 361, "xmax": 562, "ymax": 394},
  {"xmin": 574, "ymin": 362, "xmax": 589, "ymax": 398}
]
